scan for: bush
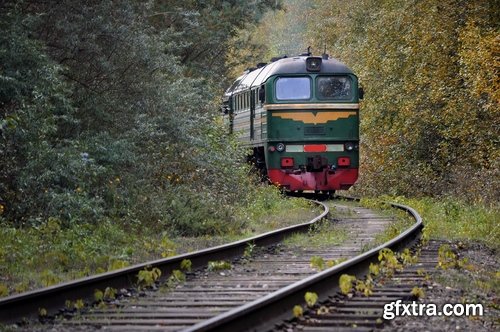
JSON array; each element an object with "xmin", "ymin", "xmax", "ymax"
[
  {"xmin": 389, "ymin": 196, "xmax": 499, "ymax": 249},
  {"xmin": 0, "ymin": 1, "xmax": 283, "ymax": 231}
]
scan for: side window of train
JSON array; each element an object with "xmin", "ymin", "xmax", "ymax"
[{"xmin": 258, "ymin": 86, "xmax": 265, "ymax": 103}]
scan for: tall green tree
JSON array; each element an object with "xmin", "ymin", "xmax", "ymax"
[
  {"xmin": 0, "ymin": 6, "xmax": 77, "ymax": 225},
  {"xmin": 0, "ymin": 0, "xmax": 282, "ymax": 232}
]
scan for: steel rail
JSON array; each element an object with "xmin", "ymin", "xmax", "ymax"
[
  {"xmin": 0, "ymin": 201, "xmax": 329, "ymax": 323},
  {"xmin": 185, "ymin": 197, "xmax": 423, "ymax": 332}
]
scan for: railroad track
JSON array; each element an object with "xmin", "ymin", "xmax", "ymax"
[
  {"xmin": 0, "ymin": 197, "xmax": 423, "ymax": 331},
  {"xmin": 274, "ymin": 240, "xmax": 442, "ymax": 331}
]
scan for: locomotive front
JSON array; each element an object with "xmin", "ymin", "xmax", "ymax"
[{"xmin": 223, "ymin": 55, "xmax": 362, "ymax": 193}]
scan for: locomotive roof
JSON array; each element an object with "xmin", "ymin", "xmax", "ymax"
[{"xmin": 225, "ymin": 56, "xmax": 353, "ymax": 95}]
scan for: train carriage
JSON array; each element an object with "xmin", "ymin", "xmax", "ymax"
[{"xmin": 223, "ymin": 54, "xmax": 362, "ymax": 193}]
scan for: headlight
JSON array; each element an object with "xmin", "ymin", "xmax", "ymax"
[
  {"xmin": 276, "ymin": 143, "xmax": 286, "ymax": 152},
  {"xmin": 306, "ymin": 57, "xmax": 322, "ymax": 72},
  {"xmin": 345, "ymin": 142, "xmax": 354, "ymax": 151}
]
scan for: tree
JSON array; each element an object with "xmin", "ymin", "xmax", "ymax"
[
  {"xmin": 306, "ymin": 0, "xmax": 499, "ymax": 202},
  {"xmin": 0, "ymin": 0, "xmax": 283, "ymax": 232}
]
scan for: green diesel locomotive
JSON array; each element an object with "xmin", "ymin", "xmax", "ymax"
[{"xmin": 223, "ymin": 54, "xmax": 362, "ymax": 193}]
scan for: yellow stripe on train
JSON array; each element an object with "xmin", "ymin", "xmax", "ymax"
[{"xmin": 271, "ymin": 111, "xmax": 357, "ymax": 124}]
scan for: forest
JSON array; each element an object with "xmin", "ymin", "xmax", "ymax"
[
  {"xmin": 238, "ymin": 0, "xmax": 499, "ymax": 203},
  {"xmin": 1, "ymin": 0, "xmax": 285, "ymax": 232},
  {"xmin": 0, "ymin": 0, "xmax": 498, "ymax": 294}
]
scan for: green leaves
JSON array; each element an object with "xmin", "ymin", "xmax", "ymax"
[
  {"xmin": 180, "ymin": 259, "xmax": 192, "ymax": 272},
  {"xmin": 0, "ymin": 284, "xmax": 8, "ymax": 297},
  {"xmin": 292, "ymin": 305, "xmax": 303, "ymax": 317},
  {"xmin": 411, "ymin": 286, "xmax": 425, "ymax": 299},
  {"xmin": 304, "ymin": 292, "xmax": 318, "ymax": 307},
  {"xmin": 339, "ymin": 274, "xmax": 356, "ymax": 295},
  {"xmin": 310, "ymin": 256, "xmax": 325, "ymax": 271},
  {"xmin": 207, "ymin": 261, "xmax": 232, "ymax": 272},
  {"xmin": 243, "ymin": 243, "xmax": 256, "ymax": 259},
  {"xmin": 137, "ymin": 267, "xmax": 162, "ymax": 289},
  {"xmin": 292, "ymin": 291, "xmax": 319, "ymax": 319},
  {"xmin": 378, "ymin": 248, "xmax": 402, "ymax": 277},
  {"xmin": 0, "ymin": 0, "xmax": 285, "ymax": 238}
]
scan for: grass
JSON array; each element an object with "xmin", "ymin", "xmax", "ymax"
[
  {"xmin": 283, "ymin": 216, "xmax": 349, "ymax": 248},
  {"xmin": 380, "ymin": 196, "xmax": 499, "ymax": 249},
  {"xmin": 0, "ymin": 186, "xmax": 319, "ymax": 298},
  {"xmin": 434, "ymin": 267, "xmax": 500, "ymax": 299},
  {"xmin": 349, "ymin": 195, "xmax": 499, "ymax": 251}
]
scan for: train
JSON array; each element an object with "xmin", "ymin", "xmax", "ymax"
[{"xmin": 222, "ymin": 52, "xmax": 362, "ymax": 194}]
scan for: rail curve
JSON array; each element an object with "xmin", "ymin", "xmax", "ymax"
[
  {"xmin": 185, "ymin": 198, "xmax": 423, "ymax": 332},
  {"xmin": 0, "ymin": 197, "xmax": 423, "ymax": 332},
  {"xmin": 0, "ymin": 200, "xmax": 329, "ymax": 323}
]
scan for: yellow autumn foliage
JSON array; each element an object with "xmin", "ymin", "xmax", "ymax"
[{"xmin": 249, "ymin": 0, "xmax": 499, "ymax": 203}]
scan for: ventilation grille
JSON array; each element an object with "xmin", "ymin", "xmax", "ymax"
[{"xmin": 304, "ymin": 126, "xmax": 325, "ymax": 135}]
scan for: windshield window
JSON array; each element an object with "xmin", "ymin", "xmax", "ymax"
[
  {"xmin": 317, "ymin": 76, "xmax": 353, "ymax": 100},
  {"xmin": 275, "ymin": 77, "xmax": 311, "ymax": 100}
]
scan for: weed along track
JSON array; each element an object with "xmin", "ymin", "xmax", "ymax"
[
  {"xmin": 273, "ymin": 241, "xmax": 441, "ymax": 332},
  {"xmin": 0, "ymin": 198, "xmax": 422, "ymax": 331}
]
